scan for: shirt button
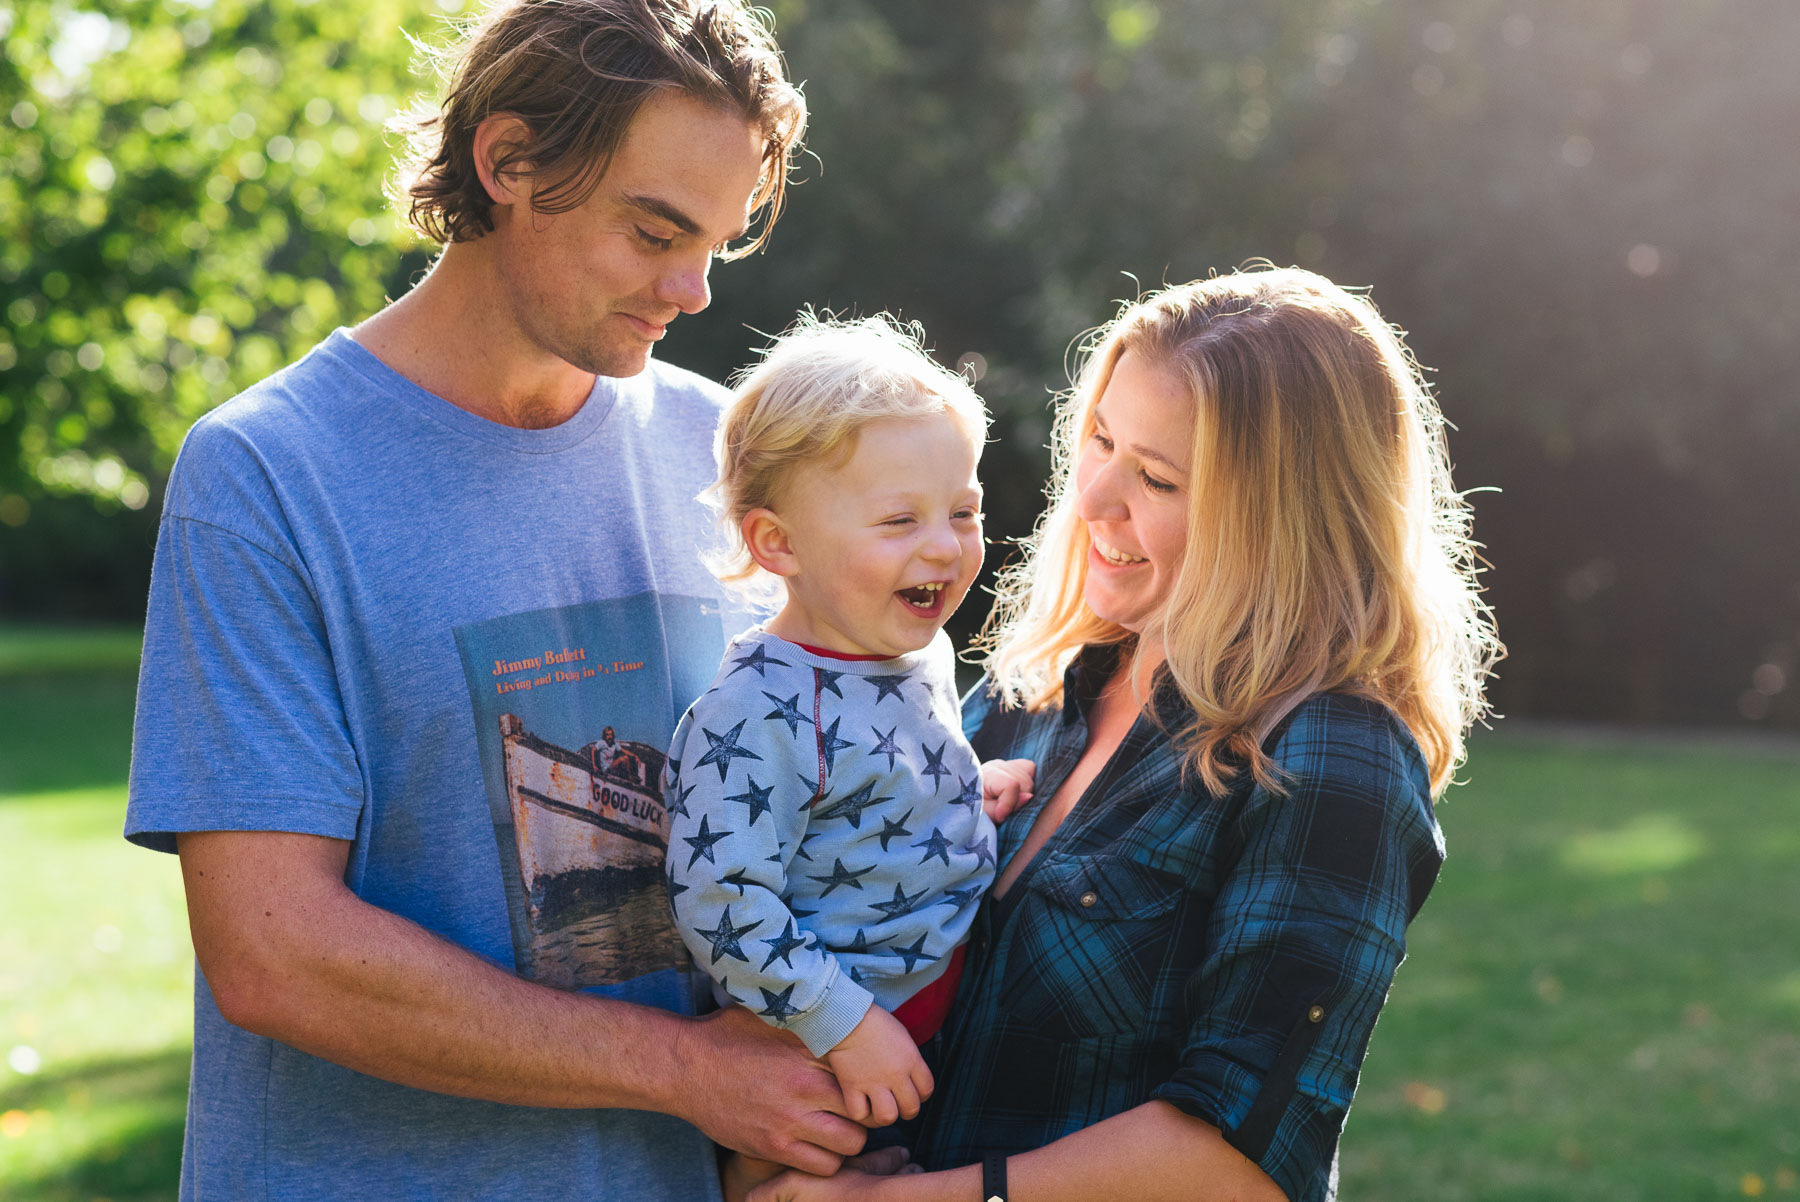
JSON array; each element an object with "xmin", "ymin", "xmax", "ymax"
[
  {"xmin": 1078, "ymin": 890, "xmax": 1099, "ymax": 908},
  {"xmin": 1308, "ymin": 1005, "xmax": 1326, "ymax": 1023}
]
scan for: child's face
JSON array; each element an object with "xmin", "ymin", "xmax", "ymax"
[{"xmin": 769, "ymin": 410, "xmax": 984, "ymax": 658}]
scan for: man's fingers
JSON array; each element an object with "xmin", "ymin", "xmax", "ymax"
[{"xmin": 768, "ymin": 1139, "xmax": 842, "ymax": 1178}]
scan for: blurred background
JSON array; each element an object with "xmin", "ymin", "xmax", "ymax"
[{"xmin": 2, "ymin": 0, "xmax": 1796, "ymax": 1198}]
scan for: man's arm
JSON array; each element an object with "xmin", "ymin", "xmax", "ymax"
[{"xmin": 179, "ymin": 829, "xmax": 866, "ymax": 1175}]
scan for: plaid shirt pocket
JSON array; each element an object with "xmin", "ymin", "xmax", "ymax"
[{"xmin": 997, "ymin": 852, "xmax": 1186, "ymax": 1041}]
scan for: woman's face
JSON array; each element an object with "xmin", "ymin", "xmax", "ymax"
[{"xmin": 1075, "ymin": 349, "xmax": 1196, "ymax": 636}]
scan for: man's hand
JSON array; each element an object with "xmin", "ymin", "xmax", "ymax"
[
  {"xmin": 979, "ymin": 758, "xmax": 1036, "ymax": 824},
  {"xmin": 676, "ymin": 1005, "xmax": 868, "ymax": 1175},
  {"xmin": 823, "ymin": 1005, "xmax": 933, "ymax": 1128}
]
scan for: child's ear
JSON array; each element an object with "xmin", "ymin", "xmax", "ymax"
[{"xmin": 741, "ymin": 508, "xmax": 799, "ymax": 578}]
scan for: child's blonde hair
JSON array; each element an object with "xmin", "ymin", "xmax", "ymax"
[
  {"xmin": 981, "ymin": 266, "xmax": 1501, "ymax": 797},
  {"xmin": 706, "ymin": 312, "xmax": 990, "ymax": 603}
]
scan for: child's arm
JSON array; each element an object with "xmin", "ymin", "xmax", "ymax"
[
  {"xmin": 664, "ymin": 698, "xmax": 878, "ymax": 1065},
  {"xmin": 823, "ymin": 1004, "xmax": 934, "ymax": 1127},
  {"xmin": 978, "ymin": 757, "xmax": 1036, "ymax": 823}
]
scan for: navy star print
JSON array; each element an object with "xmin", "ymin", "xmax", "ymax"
[
  {"xmin": 682, "ymin": 814, "xmax": 733, "ymax": 869},
  {"xmin": 762, "ymin": 692, "xmax": 813, "ymax": 737},
  {"xmin": 728, "ymin": 643, "xmax": 788, "ymax": 678},
  {"xmin": 867, "ymin": 881, "xmax": 925, "ymax": 921},
  {"xmin": 809, "ymin": 857, "xmax": 876, "ymax": 896},
  {"xmin": 864, "ymin": 673, "xmax": 911, "ymax": 705},
  {"xmin": 757, "ymin": 984, "xmax": 802, "ymax": 1023},
  {"xmin": 694, "ymin": 905, "xmax": 762, "ymax": 964},
  {"xmin": 816, "ymin": 717, "xmax": 856, "ymax": 773},
  {"xmin": 889, "ymin": 933, "xmax": 938, "ymax": 974},
  {"xmin": 873, "ymin": 809, "xmax": 915, "ymax": 852},
  {"xmin": 869, "ymin": 725, "xmax": 905, "ymax": 770},
  {"xmin": 913, "ymin": 827, "xmax": 954, "ymax": 866},
  {"xmin": 815, "ymin": 780, "xmax": 892, "ymax": 829},
  {"xmin": 760, "ymin": 920, "xmax": 810, "ymax": 971},
  {"xmin": 696, "ymin": 719, "xmax": 763, "ymax": 782},
  {"xmin": 724, "ymin": 776, "xmax": 774, "ymax": 826},
  {"xmin": 919, "ymin": 741, "xmax": 952, "ymax": 791}
]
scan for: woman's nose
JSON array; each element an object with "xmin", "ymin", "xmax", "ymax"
[{"xmin": 1076, "ymin": 455, "xmax": 1127, "ymax": 523}]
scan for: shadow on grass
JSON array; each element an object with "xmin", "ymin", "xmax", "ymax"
[{"xmin": 1, "ymin": 1047, "xmax": 187, "ymax": 1202}]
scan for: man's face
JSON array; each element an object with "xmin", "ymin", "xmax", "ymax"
[{"xmin": 493, "ymin": 91, "xmax": 766, "ymax": 378}]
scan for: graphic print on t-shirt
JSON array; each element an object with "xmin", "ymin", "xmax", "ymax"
[{"xmin": 455, "ymin": 593, "xmax": 724, "ymax": 988}]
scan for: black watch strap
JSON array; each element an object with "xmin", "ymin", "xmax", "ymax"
[{"xmin": 981, "ymin": 1150, "xmax": 1008, "ymax": 1202}]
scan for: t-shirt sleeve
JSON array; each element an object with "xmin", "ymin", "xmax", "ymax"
[
  {"xmin": 1151, "ymin": 699, "xmax": 1444, "ymax": 1201},
  {"xmin": 126, "ymin": 511, "xmax": 366, "ymax": 853}
]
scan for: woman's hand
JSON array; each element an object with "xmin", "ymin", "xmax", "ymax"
[{"xmin": 979, "ymin": 758, "xmax": 1036, "ymax": 823}]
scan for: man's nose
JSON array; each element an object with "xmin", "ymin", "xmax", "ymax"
[{"xmin": 659, "ymin": 253, "xmax": 712, "ymax": 315}]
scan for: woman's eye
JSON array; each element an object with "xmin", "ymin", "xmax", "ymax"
[
  {"xmin": 1091, "ymin": 430, "xmax": 1114, "ymax": 452},
  {"xmin": 637, "ymin": 228, "xmax": 674, "ymax": 250},
  {"xmin": 1140, "ymin": 469, "xmax": 1178, "ymax": 494}
]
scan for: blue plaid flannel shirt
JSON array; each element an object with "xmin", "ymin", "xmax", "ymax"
[{"xmin": 913, "ymin": 645, "xmax": 1444, "ymax": 1201}]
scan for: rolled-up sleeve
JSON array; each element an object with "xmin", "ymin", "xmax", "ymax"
[{"xmin": 1153, "ymin": 698, "xmax": 1444, "ymax": 1201}]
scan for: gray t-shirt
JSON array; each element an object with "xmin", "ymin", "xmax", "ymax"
[{"xmin": 127, "ymin": 329, "xmax": 746, "ymax": 1201}]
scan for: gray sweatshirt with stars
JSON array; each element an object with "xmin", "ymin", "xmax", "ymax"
[{"xmin": 664, "ymin": 628, "xmax": 997, "ymax": 1055}]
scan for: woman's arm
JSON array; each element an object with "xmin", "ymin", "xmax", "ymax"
[{"xmin": 749, "ymin": 1100, "xmax": 1285, "ymax": 1202}]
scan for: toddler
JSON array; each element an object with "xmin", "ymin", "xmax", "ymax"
[{"xmin": 663, "ymin": 315, "xmax": 1032, "ymax": 1181}]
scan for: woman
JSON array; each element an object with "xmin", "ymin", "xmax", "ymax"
[{"xmin": 751, "ymin": 266, "xmax": 1499, "ymax": 1202}]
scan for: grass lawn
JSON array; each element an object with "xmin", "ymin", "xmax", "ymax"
[{"xmin": 3, "ymin": 626, "xmax": 1796, "ymax": 1199}]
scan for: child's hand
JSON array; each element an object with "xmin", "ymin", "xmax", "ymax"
[
  {"xmin": 979, "ymin": 758, "xmax": 1036, "ymax": 823},
  {"xmin": 823, "ymin": 1005, "xmax": 933, "ymax": 1128}
]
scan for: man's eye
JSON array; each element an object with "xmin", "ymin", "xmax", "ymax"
[{"xmin": 637, "ymin": 228, "xmax": 674, "ymax": 250}]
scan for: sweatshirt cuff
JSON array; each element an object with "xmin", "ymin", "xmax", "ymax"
[{"xmin": 788, "ymin": 968, "xmax": 875, "ymax": 1056}]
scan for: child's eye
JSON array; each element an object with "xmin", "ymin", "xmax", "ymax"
[
  {"xmin": 637, "ymin": 228, "xmax": 675, "ymax": 250},
  {"xmin": 882, "ymin": 516, "xmax": 916, "ymax": 527},
  {"xmin": 953, "ymin": 508, "xmax": 981, "ymax": 522}
]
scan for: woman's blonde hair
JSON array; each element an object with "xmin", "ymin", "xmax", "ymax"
[
  {"xmin": 706, "ymin": 312, "xmax": 990, "ymax": 604},
  {"xmin": 982, "ymin": 266, "xmax": 1500, "ymax": 796}
]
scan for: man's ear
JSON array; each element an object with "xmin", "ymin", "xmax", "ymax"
[
  {"xmin": 742, "ymin": 508, "xmax": 799, "ymax": 578},
  {"xmin": 472, "ymin": 113, "xmax": 532, "ymax": 207}
]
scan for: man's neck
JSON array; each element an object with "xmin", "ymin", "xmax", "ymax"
[{"xmin": 351, "ymin": 241, "xmax": 596, "ymax": 430}]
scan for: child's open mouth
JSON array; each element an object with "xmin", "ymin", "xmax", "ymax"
[{"xmin": 898, "ymin": 582, "xmax": 948, "ymax": 615}]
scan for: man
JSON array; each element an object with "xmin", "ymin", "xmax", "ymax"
[{"xmin": 125, "ymin": 2, "xmax": 868, "ymax": 1197}]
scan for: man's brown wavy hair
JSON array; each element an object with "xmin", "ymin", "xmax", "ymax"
[{"xmin": 392, "ymin": 0, "xmax": 806, "ymax": 254}]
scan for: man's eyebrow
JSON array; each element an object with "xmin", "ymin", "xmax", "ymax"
[{"xmin": 622, "ymin": 193, "xmax": 747, "ymax": 243}]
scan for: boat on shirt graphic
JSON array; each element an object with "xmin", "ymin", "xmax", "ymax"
[{"xmin": 497, "ymin": 713, "xmax": 688, "ymax": 987}]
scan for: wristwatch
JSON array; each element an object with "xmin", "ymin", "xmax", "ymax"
[{"xmin": 981, "ymin": 1150, "xmax": 1008, "ymax": 1202}]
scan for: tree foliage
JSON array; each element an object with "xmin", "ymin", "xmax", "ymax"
[{"xmin": 4, "ymin": 0, "xmax": 1797, "ymax": 725}]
